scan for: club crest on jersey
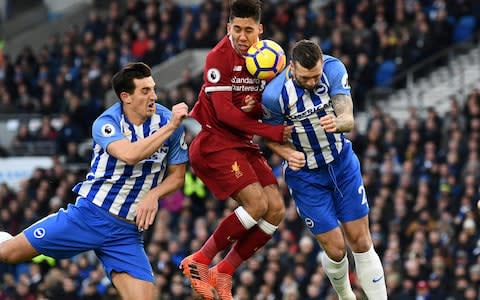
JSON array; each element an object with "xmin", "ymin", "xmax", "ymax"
[
  {"xmin": 34, "ymin": 228, "xmax": 46, "ymax": 238},
  {"xmin": 304, "ymin": 218, "xmax": 314, "ymax": 228},
  {"xmin": 341, "ymin": 74, "xmax": 351, "ymax": 89},
  {"xmin": 231, "ymin": 161, "xmax": 243, "ymax": 178},
  {"xmin": 314, "ymin": 83, "xmax": 328, "ymax": 96},
  {"xmin": 101, "ymin": 124, "xmax": 115, "ymax": 137},
  {"xmin": 207, "ymin": 68, "xmax": 221, "ymax": 83}
]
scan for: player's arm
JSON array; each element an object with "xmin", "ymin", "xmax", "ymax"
[
  {"xmin": 320, "ymin": 94, "xmax": 354, "ymax": 133},
  {"xmin": 135, "ymin": 163, "xmax": 186, "ymax": 230},
  {"xmin": 319, "ymin": 59, "xmax": 354, "ymax": 133},
  {"xmin": 107, "ymin": 103, "xmax": 188, "ymax": 165},
  {"xmin": 266, "ymin": 140, "xmax": 305, "ymax": 171},
  {"xmin": 210, "ymin": 91, "xmax": 290, "ymax": 143}
]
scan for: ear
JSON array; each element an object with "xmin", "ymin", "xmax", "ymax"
[
  {"xmin": 120, "ymin": 91, "xmax": 131, "ymax": 104},
  {"xmin": 258, "ymin": 23, "xmax": 263, "ymax": 35},
  {"xmin": 227, "ymin": 22, "xmax": 231, "ymax": 35}
]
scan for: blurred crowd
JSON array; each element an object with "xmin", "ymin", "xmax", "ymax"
[
  {"xmin": 1, "ymin": 87, "xmax": 479, "ymax": 300},
  {"xmin": 0, "ymin": 0, "xmax": 480, "ymax": 299}
]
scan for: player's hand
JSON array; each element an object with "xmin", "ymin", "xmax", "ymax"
[
  {"xmin": 287, "ymin": 150, "xmax": 306, "ymax": 171},
  {"xmin": 135, "ymin": 191, "xmax": 159, "ymax": 231},
  {"xmin": 282, "ymin": 125, "xmax": 294, "ymax": 143},
  {"xmin": 319, "ymin": 114, "xmax": 337, "ymax": 133},
  {"xmin": 241, "ymin": 95, "xmax": 256, "ymax": 112},
  {"xmin": 171, "ymin": 102, "xmax": 189, "ymax": 128}
]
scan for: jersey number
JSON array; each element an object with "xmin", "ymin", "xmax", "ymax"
[{"xmin": 358, "ymin": 185, "xmax": 368, "ymax": 207}]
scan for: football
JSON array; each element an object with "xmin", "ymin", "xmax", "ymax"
[{"xmin": 245, "ymin": 40, "xmax": 287, "ymax": 81}]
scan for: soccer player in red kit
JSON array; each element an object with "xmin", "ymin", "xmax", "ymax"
[{"xmin": 179, "ymin": 0, "xmax": 299, "ymax": 299}]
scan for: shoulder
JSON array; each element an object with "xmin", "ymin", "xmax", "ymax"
[
  {"xmin": 263, "ymin": 68, "xmax": 288, "ymax": 102},
  {"xmin": 207, "ymin": 36, "xmax": 234, "ymax": 62},
  {"xmin": 323, "ymin": 55, "xmax": 347, "ymax": 76},
  {"xmin": 154, "ymin": 103, "xmax": 172, "ymax": 119},
  {"xmin": 93, "ymin": 103, "xmax": 121, "ymax": 126}
]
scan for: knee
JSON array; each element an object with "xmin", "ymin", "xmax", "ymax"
[
  {"xmin": 266, "ymin": 196, "xmax": 285, "ymax": 224},
  {"xmin": 349, "ymin": 234, "xmax": 372, "ymax": 253},
  {"xmin": 243, "ymin": 193, "xmax": 269, "ymax": 220},
  {"xmin": 0, "ymin": 243, "xmax": 17, "ymax": 264},
  {"xmin": 323, "ymin": 244, "xmax": 347, "ymax": 261}
]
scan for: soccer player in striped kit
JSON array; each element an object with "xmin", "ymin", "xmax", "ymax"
[
  {"xmin": 0, "ymin": 62, "xmax": 189, "ymax": 300},
  {"xmin": 261, "ymin": 40, "xmax": 388, "ymax": 299}
]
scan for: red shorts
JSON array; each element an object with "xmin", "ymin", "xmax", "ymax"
[{"xmin": 189, "ymin": 131, "xmax": 277, "ymax": 200}]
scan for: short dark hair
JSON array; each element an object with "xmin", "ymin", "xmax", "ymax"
[
  {"xmin": 112, "ymin": 62, "xmax": 152, "ymax": 99},
  {"xmin": 291, "ymin": 40, "xmax": 323, "ymax": 69},
  {"xmin": 229, "ymin": 0, "xmax": 262, "ymax": 23}
]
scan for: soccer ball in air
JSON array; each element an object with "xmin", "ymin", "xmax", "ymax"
[{"xmin": 245, "ymin": 40, "xmax": 287, "ymax": 81}]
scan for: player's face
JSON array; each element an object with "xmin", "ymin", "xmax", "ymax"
[
  {"xmin": 291, "ymin": 60, "xmax": 323, "ymax": 91},
  {"xmin": 122, "ymin": 76, "xmax": 157, "ymax": 123},
  {"xmin": 227, "ymin": 17, "xmax": 263, "ymax": 55}
]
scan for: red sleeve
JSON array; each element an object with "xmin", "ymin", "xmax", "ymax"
[
  {"xmin": 210, "ymin": 91, "xmax": 285, "ymax": 143},
  {"xmin": 203, "ymin": 46, "xmax": 285, "ymax": 143}
]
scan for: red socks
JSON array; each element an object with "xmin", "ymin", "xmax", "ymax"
[
  {"xmin": 217, "ymin": 225, "xmax": 272, "ymax": 275},
  {"xmin": 194, "ymin": 211, "xmax": 249, "ymax": 264}
]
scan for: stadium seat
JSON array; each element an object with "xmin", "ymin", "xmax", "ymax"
[
  {"xmin": 453, "ymin": 15, "xmax": 476, "ymax": 43},
  {"xmin": 375, "ymin": 60, "xmax": 396, "ymax": 88}
]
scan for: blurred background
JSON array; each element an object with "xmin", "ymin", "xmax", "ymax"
[{"xmin": 0, "ymin": 0, "xmax": 479, "ymax": 299}]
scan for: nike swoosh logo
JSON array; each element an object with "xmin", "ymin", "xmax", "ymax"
[
  {"xmin": 333, "ymin": 273, "xmax": 346, "ymax": 281},
  {"xmin": 372, "ymin": 276, "xmax": 383, "ymax": 283}
]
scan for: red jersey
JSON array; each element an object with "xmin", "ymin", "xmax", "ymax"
[{"xmin": 190, "ymin": 35, "xmax": 285, "ymax": 149}]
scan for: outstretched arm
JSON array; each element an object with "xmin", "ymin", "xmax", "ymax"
[
  {"xmin": 211, "ymin": 91, "xmax": 290, "ymax": 143},
  {"xmin": 319, "ymin": 94, "xmax": 354, "ymax": 133}
]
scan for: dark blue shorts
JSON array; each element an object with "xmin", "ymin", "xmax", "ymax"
[
  {"xmin": 23, "ymin": 198, "xmax": 154, "ymax": 282},
  {"xmin": 285, "ymin": 145, "xmax": 369, "ymax": 234}
]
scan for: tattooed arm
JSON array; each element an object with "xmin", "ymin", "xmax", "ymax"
[{"xmin": 319, "ymin": 94, "xmax": 354, "ymax": 133}]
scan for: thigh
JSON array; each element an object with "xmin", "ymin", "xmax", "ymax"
[
  {"xmin": 285, "ymin": 169, "xmax": 338, "ymax": 234},
  {"xmin": 23, "ymin": 203, "xmax": 102, "ymax": 259},
  {"xmin": 111, "ymin": 272, "xmax": 154, "ymax": 300}
]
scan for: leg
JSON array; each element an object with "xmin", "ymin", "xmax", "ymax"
[
  {"xmin": 343, "ymin": 216, "xmax": 387, "ymax": 300},
  {"xmin": 316, "ymin": 228, "xmax": 356, "ymax": 300},
  {"xmin": 212, "ymin": 184, "xmax": 284, "ymax": 300},
  {"xmin": 0, "ymin": 233, "xmax": 39, "ymax": 263},
  {"xmin": 181, "ymin": 183, "xmax": 265, "ymax": 300},
  {"xmin": 111, "ymin": 272, "xmax": 154, "ymax": 300},
  {"xmin": 284, "ymin": 167, "xmax": 356, "ymax": 300}
]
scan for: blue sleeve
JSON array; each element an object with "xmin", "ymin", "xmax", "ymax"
[
  {"xmin": 261, "ymin": 78, "xmax": 285, "ymax": 125},
  {"xmin": 166, "ymin": 124, "xmax": 189, "ymax": 165},
  {"xmin": 92, "ymin": 115, "xmax": 125, "ymax": 151},
  {"xmin": 324, "ymin": 58, "xmax": 351, "ymax": 97}
]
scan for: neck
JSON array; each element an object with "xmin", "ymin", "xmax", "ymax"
[{"xmin": 123, "ymin": 107, "xmax": 145, "ymax": 126}]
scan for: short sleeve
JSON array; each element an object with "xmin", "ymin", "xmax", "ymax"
[
  {"xmin": 92, "ymin": 115, "xmax": 125, "ymax": 151},
  {"xmin": 324, "ymin": 58, "xmax": 351, "ymax": 97},
  {"xmin": 203, "ymin": 51, "xmax": 232, "ymax": 92},
  {"xmin": 166, "ymin": 125, "xmax": 189, "ymax": 165},
  {"xmin": 261, "ymin": 76, "xmax": 286, "ymax": 125}
]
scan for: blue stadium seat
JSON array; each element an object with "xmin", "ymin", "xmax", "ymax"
[
  {"xmin": 453, "ymin": 15, "xmax": 476, "ymax": 43},
  {"xmin": 375, "ymin": 60, "xmax": 396, "ymax": 88}
]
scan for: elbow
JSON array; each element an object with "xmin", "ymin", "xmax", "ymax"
[{"xmin": 121, "ymin": 152, "xmax": 142, "ymax": 165}]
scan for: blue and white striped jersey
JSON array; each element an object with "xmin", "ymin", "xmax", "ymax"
[
  {"xmin": 72, "ymin": 102, "xmax": 188, "ymax": 220},
  {"xmin": 262, "ymin": 55, "xmax": 351, "ymax": 169}
]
